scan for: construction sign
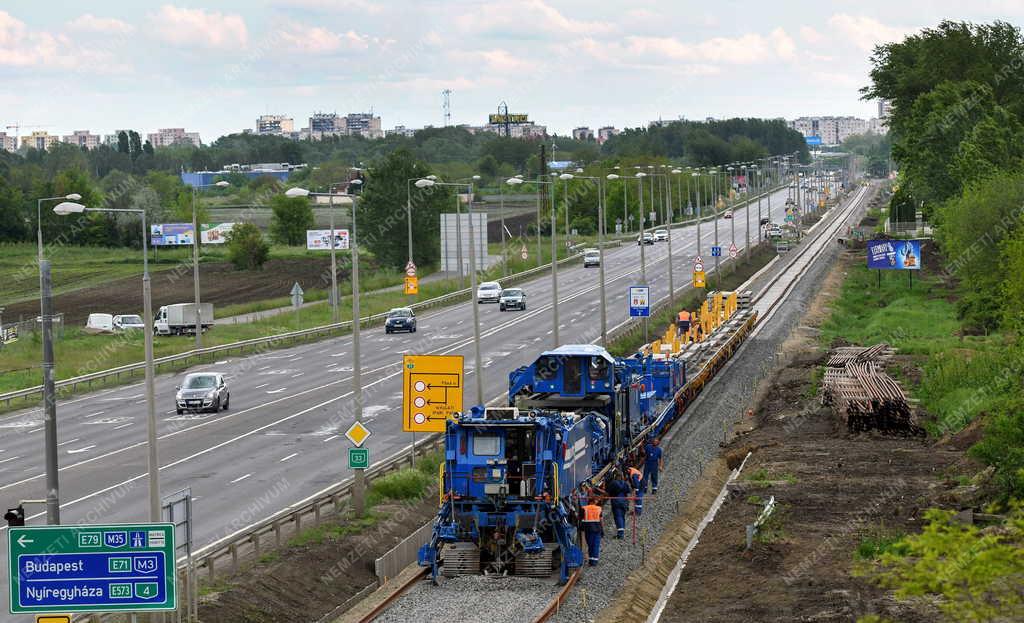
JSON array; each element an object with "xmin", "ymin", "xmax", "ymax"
[
  {"xmin": 693, "ymin": 271, "xmax": 706, "ymax": 288},
  {"xmin": 404, "ymin": 276, "xmax": 419, "ymax": 295},
  {"xmin": 403, "ymin": 355, "xmax": 464, "ymax": 433}
]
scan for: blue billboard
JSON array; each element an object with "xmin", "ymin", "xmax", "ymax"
[
  {"xmin": 150, "ymin": 223, "xmax": 195, "ymax": 246},
  {"xmin": 867, "ymin": 239, "xmax": 921, "ymax": 270},
  {"xmin": 805, "ymin": 135, "xmax": 822, "ymax": 146}
]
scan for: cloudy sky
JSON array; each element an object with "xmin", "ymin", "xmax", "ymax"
[{"xmin": 0, "ymin": 1, "xmax": 1018, "ymax": 142}]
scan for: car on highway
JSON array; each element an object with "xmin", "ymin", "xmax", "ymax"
[
  {"xmin": 498, "ymin": 288, "xmax": 526, "ymax": 311},
  {"xmin": 583, "ymin": 248, "xmax": 600, "ymax": 267},
  {"xmin": 175, "ymin": 372, "xmax": 229, "ymax": 414},
  {"xmin": 384, "ymin": 307, "xmax": 417, "ymax": 333},
  {"xmin": 653, "ymin": 229, "xmax": 668, "ymax": 242},
  {"xmin": 767, "ymin": 223, "xmax": 783, "ymax": 238},
  {"xmin": 637, "ymin": 232, "xmax": 654, "ymax": 245},
  {"xmin": 723, "ymin": 210, "xmax": 733, "ymax": 219},
  {"xmin": 477, "ymin": 281, "xmax": 502, "ymax": 303},
  {"xmin": 112, "ymin": 314, "xmax": 145, "ymax": 332}
]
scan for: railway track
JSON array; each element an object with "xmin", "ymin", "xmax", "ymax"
[{"xmin": 359, "ymin": 185, "xmax": 872, "ymax": 623}]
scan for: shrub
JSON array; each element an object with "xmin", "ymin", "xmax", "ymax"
[{"xmin": 225, "ymin": 222, "xmax": 269, "ymax": 270}]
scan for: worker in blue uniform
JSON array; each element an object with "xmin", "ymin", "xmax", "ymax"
[
  {"xmin": 580, "ymin": 501, "xmax": 603, "ymax": 565},
  {"xmin": 606, "ymin": 471, "xmax": 631, "ymax": 539},
  {"xmin": 643, "ymin": 437, "xmax": 664, "ymax": 494},
  {"xmin": 627, "ymin": 466, "xmax": 644, "ymax": 516}
]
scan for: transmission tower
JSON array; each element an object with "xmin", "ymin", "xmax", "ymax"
[{"xmin": 442, "ymin": 90, "xmax": 452, "ymax": 127}]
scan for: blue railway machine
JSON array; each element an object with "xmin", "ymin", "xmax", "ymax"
[{"xmin": 418, "ymin": 290, "xmax": 758, "ymax": 584}]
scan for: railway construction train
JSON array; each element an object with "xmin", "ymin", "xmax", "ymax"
[{"xmin": 418, "ymin": 290, "xmax": 758, "ymax": 584}]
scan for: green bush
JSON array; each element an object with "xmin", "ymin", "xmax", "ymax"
[
  {"xmin": 368, "ymin": 468, "xmax": 433, "ymax": 506},
  {"xmin": 269, "ymin": 195, "xmax": 314, "ymax": 246},
  {"xmin": 224, "ymin": 222, "xmax": 270, "ymax": 270}
]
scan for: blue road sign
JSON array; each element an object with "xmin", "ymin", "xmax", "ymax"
[
  {"xmin": 8, "ymin": 524, "xmax": 176, "ymax": 613},
  {"xmin": 711, "ymin": 246, "xmax": 722, "ymax": 257},
  {"xmin": 628, "ymin": 286, "xmax": 650, "ymax": 317}
]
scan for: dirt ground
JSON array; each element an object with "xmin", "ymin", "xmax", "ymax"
[
  {"xmin": 656, "ymin": 249, "xmax": 979, "ymax": 623},
  {"xmin": 198, "ymin": 494, "xmax": 438, "ymax": 623},
  {"xmin": 3, "ymin": 256, "xmax": 348, "ymax": 326}
]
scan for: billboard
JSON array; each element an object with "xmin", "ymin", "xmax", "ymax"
[
  {"xmin": 150, "ymin": 223, "xmax": 195, "ymax": 246},
  {"xmin": 867, "ymin": 239, "xmax": 921, "ymax": 270},
  {"xmin": 805, "ymin": 135, "xmax": 823, "ymax": 146},
  {"xmin": 306, "ymin": 229, "xmax": 350, "ymax": 250},
  {"xmin": 201, "ymin": 223, "xmax": 234, "ymax": 244},
  {"xmin": 488, "ymin": 113, "xmax": 529, "ymax": 124}
]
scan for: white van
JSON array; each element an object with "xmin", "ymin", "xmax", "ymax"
[{"xmin": 84, "ymin": 313, "xmax": 115, "ymax": 334}]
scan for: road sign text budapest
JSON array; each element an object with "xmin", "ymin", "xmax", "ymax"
[{"xmin": 8, "ymin": 524, "xmax": 176, "ymax": 614}]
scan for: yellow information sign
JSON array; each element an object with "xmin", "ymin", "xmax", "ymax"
[
  {"xmin": 404, "ymin": 276, "xmax": 419, "ymax": 295},
  {"xmin": 693, "ymin": 270, "xmax": 706, "ymax": 288},
  {"xmin": 37, "ymin": 617, "xmax": 72, "ymax": 623},
  {"xmin": 403, "ymin": 355, "xmax": 464, "ymax": 433}
]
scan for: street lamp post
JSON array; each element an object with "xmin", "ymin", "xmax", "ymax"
[
  {"xmin": 692, "ymin": 170, "xmax": 702, "ymax": 257},
  {"xmin": 561, "ymin": 173, "xmax": 608, "ymax": 344},
  {"xmin": 286, "ymin": 184, "xmax": 345, "ymax": 322},
  {"xmin": 190, "ymin": 181, "xmax": 230, "ymax": 346},
  {"xmin": 507, "ymin": 177, "xmax": 558, "ymax": 346},
  {"xmin": 54, "ymin": 202, "xmax": 160, "ymax": 521}
]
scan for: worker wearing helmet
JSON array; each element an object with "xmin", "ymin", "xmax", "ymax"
[
  {"xmin": 580, "ymin": 501, "xmax": 604, "ymax": 565},
  {"xmin": 627, "ymin": 466, "xmax": 644, "ymax": 516}
]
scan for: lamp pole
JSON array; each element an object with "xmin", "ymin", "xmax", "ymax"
[
  {"xmin": 507, "ymin": 177, "xmax": 557, "ymax": 346},
  {"xmin": 189, "ymin": 181, "xmax": 230, "ymax": 346},
  {"xmin": 53, "ymin": 203, "xmax": 159, "ymax": 521},
  {"xmin": 562, "ymin": 173, "xmax": 608, "ymax": 344}
]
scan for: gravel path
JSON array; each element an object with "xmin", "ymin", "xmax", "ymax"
[
  {"xmin": 375, "ymin": 575, "xmax": 559, "ymax": 623},
  {"xmin": 549, "ymin": 192, "xmax": 871, "ymax": 623}
]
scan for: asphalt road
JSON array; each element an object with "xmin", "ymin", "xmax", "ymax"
[{"xmin": 0, "ymin": 185, "xmax": 799, "ymax": 619}]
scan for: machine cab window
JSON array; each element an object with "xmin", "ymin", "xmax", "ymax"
[{"xmin": 473, "ymin": 435, "xmax": 500, "ymax": 456}]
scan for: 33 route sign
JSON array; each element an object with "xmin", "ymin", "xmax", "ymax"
[{"xmin": 8, "ymin": 524, "xmax": 176, "ymax": 614}]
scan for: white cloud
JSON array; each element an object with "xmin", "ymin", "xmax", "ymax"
[
  {"xmin": 272, "ymin": 0, "xmax": 384, "ymax": 14},
  {"xmin": 148, "ymin": 5, "xmax": 248, "ymax": 50},
  {"xmin": 0, "ymin": 10, "xmax": 127, "ymax": 71},
  {"xmin": 799, "ymin": 25, "xmax": 824, "ymax": 45},
  {"xmin": 615, "ymin": 29, "xmax": 799, "ymax": 65},
  {"xmin": 276, "ymin": 21, "xmax": 391, "ymax": 54},
  {"xmin": 770, "ymin": 28, "xmax": 797, "ymax": 60},
  {"xmin": 455, "ymin": 0, "xmax": 613, "ymax": 37},
  {"xmin": 827, "ymin": 14, "xmax": 913, "ymax": 51},
  {"xmin": 66, "ymin": 14, "xmax": 135, "ymax": 35}
]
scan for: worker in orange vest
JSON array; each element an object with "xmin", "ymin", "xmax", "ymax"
[
  {"xmin": 677, "ymin": 310, "xmax": 691, "ymax": 335},
  {"xmin": 580, "ymin": 501, "xmax": 603, "ymax": 565},
  {"xmin": 627, "ymin": 466, "xmax": 644, "ymax": 516}
]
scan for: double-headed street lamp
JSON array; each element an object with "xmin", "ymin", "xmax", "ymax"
[
  {"xmin": 506, "ymin": 176, "xmax": 559, "ymax": 346},
  {"xmin": 54, "ymin": 202, "xmax": 161, "ymax": 522},
  {"xmin": 559, "ymin": 173, "xmax": 608, "ymax": 345},
  {"xmin": 416, "ymin": 178, "xmax": 484, "ymax": 406},
  {"xmin": 285, "ymin": 184, "xmax": 347, "ymax": 322},
  {"xmin": 190, "ymin": 180, "xmax": 231, "ymax": 346}
]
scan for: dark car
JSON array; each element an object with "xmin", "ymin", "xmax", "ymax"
[
  {"xmin": 175, "ymin": 372, "xmax": 229, "ymax": 414},
  {"xmin": 499, "ymin": 288, "xmax": 526, "ymax": 311},
  {"xmin": 385, "ymin": 307, "xmax": 417, "ymax": 334}
]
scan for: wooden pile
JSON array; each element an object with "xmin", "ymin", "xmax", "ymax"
[{"xmin": 820, "ymin": 343, "xmax": 923, "ymax": 435}]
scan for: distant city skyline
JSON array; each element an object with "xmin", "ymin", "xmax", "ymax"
[{"xmin": 0, "ymin": 1, "xmax": 1016, "ymax": 143}]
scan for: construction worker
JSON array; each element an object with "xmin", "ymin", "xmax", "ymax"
[
  {"xmin": 642, "ymin": 437, "xmax": 664, "ymax": 494},
  {"xmin": 606, "ymin": 471, "xmax": 631, "ymax": 539},
  {"xmin": 627, "ymin": 465, "xmax": 644, "ymax": 516},
  {"xmin": 580, "ymin": 500, "xmax": 604, "ymax": 565},
  {"xmin": 677, "ymin": 310, "xmax": 691, "ymax": 335}
]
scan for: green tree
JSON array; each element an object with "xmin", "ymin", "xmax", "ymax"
[
  {"xmin": 269, "ymin": 194, "xmax": 314, "ymax": 245},
  {"xmin": 225, "ymin": 222, "xmax": 270, "ymax": 270},
  {"xmin": 357, "ymin": 148, "xmax": 451, "ymax": 270},
  {"xmin": 117, "ymin": 131, "xmax": 129, "ymax": 155},
  {"xmin": 0, "ymin": 176, "xmax": 27, "ymax": 242}
]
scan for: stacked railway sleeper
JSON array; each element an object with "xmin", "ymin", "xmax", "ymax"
[{"xmin": 820, "ymin": 343, "xmax": 923, "ymax": 435}]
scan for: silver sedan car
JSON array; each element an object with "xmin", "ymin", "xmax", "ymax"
[{"xmin": 175, "ymin": 372, "xmax": 230, "ymax": 414}]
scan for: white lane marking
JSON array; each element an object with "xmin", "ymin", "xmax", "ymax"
[
  {"xmin": 266, "ymin": 388, "xmax": 286, "ymax": 394},
  {"xmin": 57, "ymin": 438, "xmax": 81, "ymax": 447},
  {"xmin": 363, "ymin": 405, "xmax": 389, "ymax": 418},
  {"xmin": 27, "ymin": 427, "xmax": 44, "ymax": 434},
  {"xmin": 291, "ymin": 372, "xmax": 305, "ymax": 378},
  {"xmin": 0, "ymin": 456, "xmax": 18, "ymax": 465},
  {"xmin": 67, "ymin": 445, "xmax": 96, "ymax": 454},
  {"xmin": 279, "ymin": 453, "xmax": 298, "ymax": 462},
  {"xmin": 322, "ymin": 435, "xmax": 339, "ymax": 443},
  {"xmin": 135, "ymin": 399, "xmax": 146, "ymax": 405},
  {"xmin": 113, "ymin": 422, "xmax": 133, "ymax": 430},
  {"xmin": 330, "ymin": 352, "xmax": 347, "ymax": 358},
  {"xmin": 258, "ymin": 365, "xmax": 270, "ymax": 371},
  {"xmin": 229, "ymin": 473, "xmax": 251, "ymax": 484},
  {"xmin": 254, "ymin": 383, "xmax": 269, "ymax": 389},
  {"xmin": 83, "ymin": 411, "xmax": 105, "ymax": 419},
  {"xmin": 216, "ymin": 360, "xmax": 228, "ymax": 365}
]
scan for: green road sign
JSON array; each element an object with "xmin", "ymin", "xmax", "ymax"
[
  {"xmin": 349, "ymin": 447, "xmax": 369, "ymax": 469},
  {"xmin": 8, "ymin": 523, "xmax": 176, "ymax": 614}
]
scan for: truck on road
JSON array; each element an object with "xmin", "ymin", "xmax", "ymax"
[{"xmin": 154, "ymin": 303, "xmax": 214, "ymax": 336}]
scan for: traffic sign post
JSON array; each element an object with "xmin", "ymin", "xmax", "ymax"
[
  {"xmin": 345, "ymin": 421, "xmax": 371, "ymax": 447},
  {"xmin": 8, "ymin": 523, "xmax": 176, "ymax": 614},
  {"xmin": 348, "ymin": 447, "xmax": 369, "ymax": 469},
  {"xmin": 404, "ymin": 276, "xmax": 419, "ymax": 295},
  {"xmin": 628, "ymin": 286, "xmax": 650, "ymax": 317},
  {"xmin": 711, "ymin": 246, "xmax": 722, "ymax": 257},
  {"xmin": 405, "ymin": 260, "xmax": 417, "ymax": 277},
  {"xmin": 693, "ymin": 271, "xmax": 706, "ymax": 288},
  {"xmin": 403, "ymin": 354, "xmax": 464, "ymax": 433},
  {"xmin": 729, "ymin": 243, "xmax": 738, "ymax": 259}
]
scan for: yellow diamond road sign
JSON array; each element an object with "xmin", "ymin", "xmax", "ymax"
[
  {"xmin": 403, "ymin": 354, "xmax": 464, "ymax": 433},
  {"xmin": 345, "ymin": 421, "xmax": 371, "ymax": 447}
]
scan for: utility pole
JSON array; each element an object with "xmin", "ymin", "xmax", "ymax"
[{"xmin": 40, "ymin": 260, "xmax": 60, "ymax": 525}]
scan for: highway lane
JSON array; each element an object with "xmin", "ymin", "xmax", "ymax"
[{"xmin": 0, "ymin": 186, "xmax": 797, "ymax": 617}]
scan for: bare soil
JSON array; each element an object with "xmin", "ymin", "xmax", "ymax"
[
  {"xmin": 654, "ymin": 251, "xmax": 981, "ymax": 623},
  {"xmin": 3, "ymin": 257, "xmax": 350, "ymax": 326},
  {"xmin": 198, "ymin": 495, "xmax": 438, "ymax": 623}
]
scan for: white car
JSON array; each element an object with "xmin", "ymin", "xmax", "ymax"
[
  {"xmin": 653, "ymin": 229, "xmax": 668, "ymax": 242},
  {"xmin": 84, "ymin": 313, "xmax": 114, "ymax": 334},
  {"xmin": 476, "ymin": 281, "xmax": 502, "ymax": 303},
  {"xmin": 112, "ymin": 314, "xmax": 145, "ymax": 332},
  {"xmin": 583, "ymin": 248, "xmax": 600, "ymax": 267},
  {"xmin": 723, "ymin": 210, "xmax": 733, "ymax": 219},
  {"xmin": 175, "ymin": 372, "xmax": 230, "ymax": 414}
]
